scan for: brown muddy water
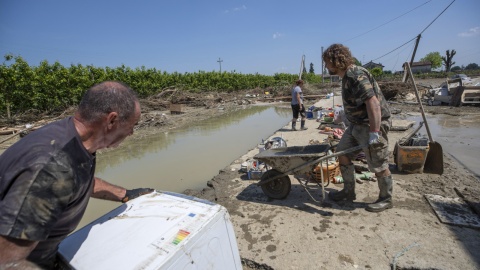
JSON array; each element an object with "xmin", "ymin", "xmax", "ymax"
[
  {"xmin": 78, "ymin": 105, "xmax": 292, "ymax": 228},
  {"xmin": 406, "ymin": 113, "xmax": 480, "ymax": 178}
]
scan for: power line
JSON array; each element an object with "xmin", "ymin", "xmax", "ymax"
[
  {"xmin": 420, "ymin": 0, "xmax": 455, "ymax": 35},
  {"xmin": 343, "ymin": 0, "xmax": 432, "ymax": 43},
  {"xmin": 372, "ymin": 0, "xmax": 455, "ymax": 64},
  {"xmin": 372, "ymin": 36, "xmax": 417, "ymax": 62}
]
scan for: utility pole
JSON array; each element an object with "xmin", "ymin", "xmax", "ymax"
[
  {"xmin": 321, "ymin": 46, "xmax": 324, "ymax": 83},
  {"xmin": 404, "ymin": 34, "xmax": 421, "ymax": 83},
  {"xmin": 217, "ymin": 57, "xmax": 223, "ymax": 73}
]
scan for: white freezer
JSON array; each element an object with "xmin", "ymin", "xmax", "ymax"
[{"xmin": 58, "ymin": 191, "xmax": 242, "ymax": 269}]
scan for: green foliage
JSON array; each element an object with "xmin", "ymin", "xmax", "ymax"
[
  {"xmin": 420, "ymin": 52, "xmax": 442, "ymax": 70},
  {"xmin": 309, "ymin": 63, "xmax": 314, "ymax": 74},
  {"xmin": 451, "ymin": 66, "xmax": 462, "ymax": 71},
  {"xmin": 353, "ymin": 58, "xmax": 361, "ymax": 66},
  {"xmin": 0, "ymin": 54, "xmax": 326, "ymax": 117},
  {"xmin": 465, "ymin": 63, "xmax": 479, "ymax": 70},
  {"xmin": 370, "ymin": 67, "xmax": 383, "ymax": 77}
]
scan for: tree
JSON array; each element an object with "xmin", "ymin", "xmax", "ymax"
[
  {"xmin": 465, "ymin": 63, "xmax": 479, "ymax": 70},
  {"xmin": 451, "ymin": 66, "xmax": 462, "ymax": 71},
  {"xmin": 370, "ymin": 67, "xmax": 383, "ymax": 77},
  {"xmin": 309, "ymin": 63, "xmax": 314, "ymax": 74},
  {"xmin": 441, "ymin": 49, "xmax": 456, "ymax": 72},
  {"xmin": 354, "ymin": 58, "xmax": 361, "ymax": 66},
  {"xmin": 420, "ymin": 52, "xmax": 442, "ymax": 70}
]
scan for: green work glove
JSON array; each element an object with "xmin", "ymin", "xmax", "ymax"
[{"xmin": 122, "ymin": 188, "xmax": 155, "ymax": 203}]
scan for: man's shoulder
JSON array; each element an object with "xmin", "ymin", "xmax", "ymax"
[{"xmin": 346, "ymin": 65, "xmax": 370, "ymax": 78}]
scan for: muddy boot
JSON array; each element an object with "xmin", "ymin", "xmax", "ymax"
[
  {"xmin": 366, "ymin": 175, "xmax": 393, "ymax": 212},
  {"xmin": 328, "ymin": 164, "xmax": 356, "ymax": 201},
  {"xmin": 292, "ymin": 122, "xmax": 297, "ymax": 131},
  {"xmin": 300, "ymin": 120, "xmax": 308, "ymax": 130}
]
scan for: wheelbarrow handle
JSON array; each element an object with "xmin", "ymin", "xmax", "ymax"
[
  {"xmin": 257, "ymin": 145, "xmax": 366, "ymax": 186},
  {"xmin": 315, "ymin": 145, "xmax": 365, "ymax": 163}
]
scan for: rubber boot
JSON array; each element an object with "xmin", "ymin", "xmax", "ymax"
[
  {"xmin": 366, "ymin": 175, "xmax": 393, "ymax": 212},
  {"xmin": 292, "ymin": 121, "xmax": 297, "ymax": 131},
  {"xmin": 300, "ymin": 120, "xmax": 308, "ymax": 130},
  {"xmin": 328, "ymin": 164, "xmax": 356, "ymax": 201}
]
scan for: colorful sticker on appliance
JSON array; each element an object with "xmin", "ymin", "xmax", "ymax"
[{"xmin": 172, "ymin": 229, "xmax": 190, "ymax": 245}]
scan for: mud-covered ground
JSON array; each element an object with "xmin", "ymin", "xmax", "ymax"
[{"xmin": 1, "ymin": 78, "xmax": 479, "ymax": 269}]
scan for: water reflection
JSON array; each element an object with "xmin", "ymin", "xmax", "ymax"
[{"xmin": 79, "ymin": 105, "xmax": 291, "ymax": 228}]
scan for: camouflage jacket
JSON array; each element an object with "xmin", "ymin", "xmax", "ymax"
[{"xmin": 341, "ymin": 65, "xmax": 391, "ymax": 125}]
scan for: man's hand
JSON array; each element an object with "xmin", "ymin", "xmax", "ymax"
[
  {"xmin": 368, "ymin": 132, "xmax": 381, "ymax": 145},
  {"xmin": 122, "ymin": 188, "xmax": 155, "ymax": 203}
]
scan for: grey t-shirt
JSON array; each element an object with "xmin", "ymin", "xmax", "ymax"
[{"xmin": 291, "ymin": 86, "xmax": 303, "ymax": 105}]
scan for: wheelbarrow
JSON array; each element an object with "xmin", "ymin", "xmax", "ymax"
[{"xmin": 254, "ymin": 144, "xmax": 363, "ymax": 203}]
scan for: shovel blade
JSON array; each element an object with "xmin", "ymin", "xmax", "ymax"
[{"xmin": 424, "ymin": 142, "xmax": 443, "ymax": 175}]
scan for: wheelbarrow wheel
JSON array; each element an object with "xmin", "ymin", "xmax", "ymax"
[{"xmin": 259, "ymin": 169, "xmax": 291, "ymax": 200}]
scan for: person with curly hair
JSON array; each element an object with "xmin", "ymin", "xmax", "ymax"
[{"xmin": 322, "ymin": 44, "xmax": 393, "ymax": 212}]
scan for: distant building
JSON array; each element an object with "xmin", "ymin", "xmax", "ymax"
[
  {"xmin": 402, "ymin": 61, "xmax": 432, "ymax": 73},
  {"xmin": 323, "ymin": 74, "xmax": 341, "ymax": 82},
  {"xmin": 362, "ymin": 61, "xmax": 384, "ymax": 70}
]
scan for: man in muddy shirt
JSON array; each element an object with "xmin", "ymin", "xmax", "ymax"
[
  {"xmin": 322, "ymin": 44, "xmax": 393, "ymax": 212},
  {"xmin": 0, "ymin": 81, "xmax": 154, "ymax": 269}
]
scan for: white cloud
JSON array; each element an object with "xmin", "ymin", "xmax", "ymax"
[
  {"xmin": 273, "ymin": 32, "xmax": 284, "ymax": 39},
  {"xmin": 233, "ymin": 5, "xmax": 247, "ymax": 12},
  {"xmin": 458, "ymin": 27, "xmax": 480, "ymax": 37},
  {"xmin": 224, "ymin": 5, "xmax": 247, "ymax": 13}
]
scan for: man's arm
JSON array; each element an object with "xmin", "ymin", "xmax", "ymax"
[
  {"xmin": 0, "ymin": 235, "xmax": 39, "ymax": 268},
  {"xmin": 91, "ymin": 177, "xmax": 126, "ymax": 201},
  {"xmin": 91, "ymin": 177, "xmax": 155, "ymax": 203},
  {"xmin": 365, "ymin": 96, "xmax": 382, "ymax": 132}
]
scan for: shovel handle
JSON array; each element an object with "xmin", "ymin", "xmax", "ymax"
[{"xmin": 404, "ymin": 62, "xmax": 435, "ymax": 143}]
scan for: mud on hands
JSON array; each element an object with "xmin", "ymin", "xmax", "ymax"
[{"xmin": 121, "ymin": 188, "xmax": 155, "ymax": 203}]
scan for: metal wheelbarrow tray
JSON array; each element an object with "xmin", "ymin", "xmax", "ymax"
[{"xmin": 253, "ymin": 144, "xmax": 363, "ymax": 202}]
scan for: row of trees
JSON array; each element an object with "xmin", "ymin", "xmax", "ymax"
[
  {"xmin": 420, "ymin": 50, "xmax": 479, "ymax": 72},
  {"xmin": 0, "ymin": 54, "xmax": 324, "ymax": 118}
]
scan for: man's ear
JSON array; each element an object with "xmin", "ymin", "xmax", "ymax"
[{"xmin": 106, "ymin": 112, "xmax": 118, "ymax": 129}]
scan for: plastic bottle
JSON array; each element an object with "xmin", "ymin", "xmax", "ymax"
[{"xmin": 333, "ymin": 176, "xmax": 343, "ymax": 184}]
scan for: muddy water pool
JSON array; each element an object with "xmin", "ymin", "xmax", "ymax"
[
  {"xmin": 79, "ymin": 105, "xmax": 292, "ymax": 227},
  {"xmin": 406, "ymin": 113, "xmax": 480, "ymax": 178}
]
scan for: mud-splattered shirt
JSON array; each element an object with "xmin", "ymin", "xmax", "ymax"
[
  {"xmin": 341, "ymin": 65, "xmax": 391, "ymax": 125},
  {"xmin": 0, "ymin": 117, "xmax": 95, "ymax": 266}
]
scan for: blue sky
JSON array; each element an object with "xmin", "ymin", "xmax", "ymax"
[{"xmin": 1, "ymin": 0, "xmax": 479, "ymax": 75}]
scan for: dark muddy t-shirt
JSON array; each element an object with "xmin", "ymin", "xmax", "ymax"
[
  {"xmin": 341, "ymin": 65, "xmax": 391, "ymax": 125},
  {"xmin": 0, "ymin": 117, "xmax": 95, "ymax": 267}
]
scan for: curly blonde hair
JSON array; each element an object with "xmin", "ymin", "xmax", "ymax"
[{"xmin": 322, "ymin": 44, "xmax": 355, "ymax": 70}]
